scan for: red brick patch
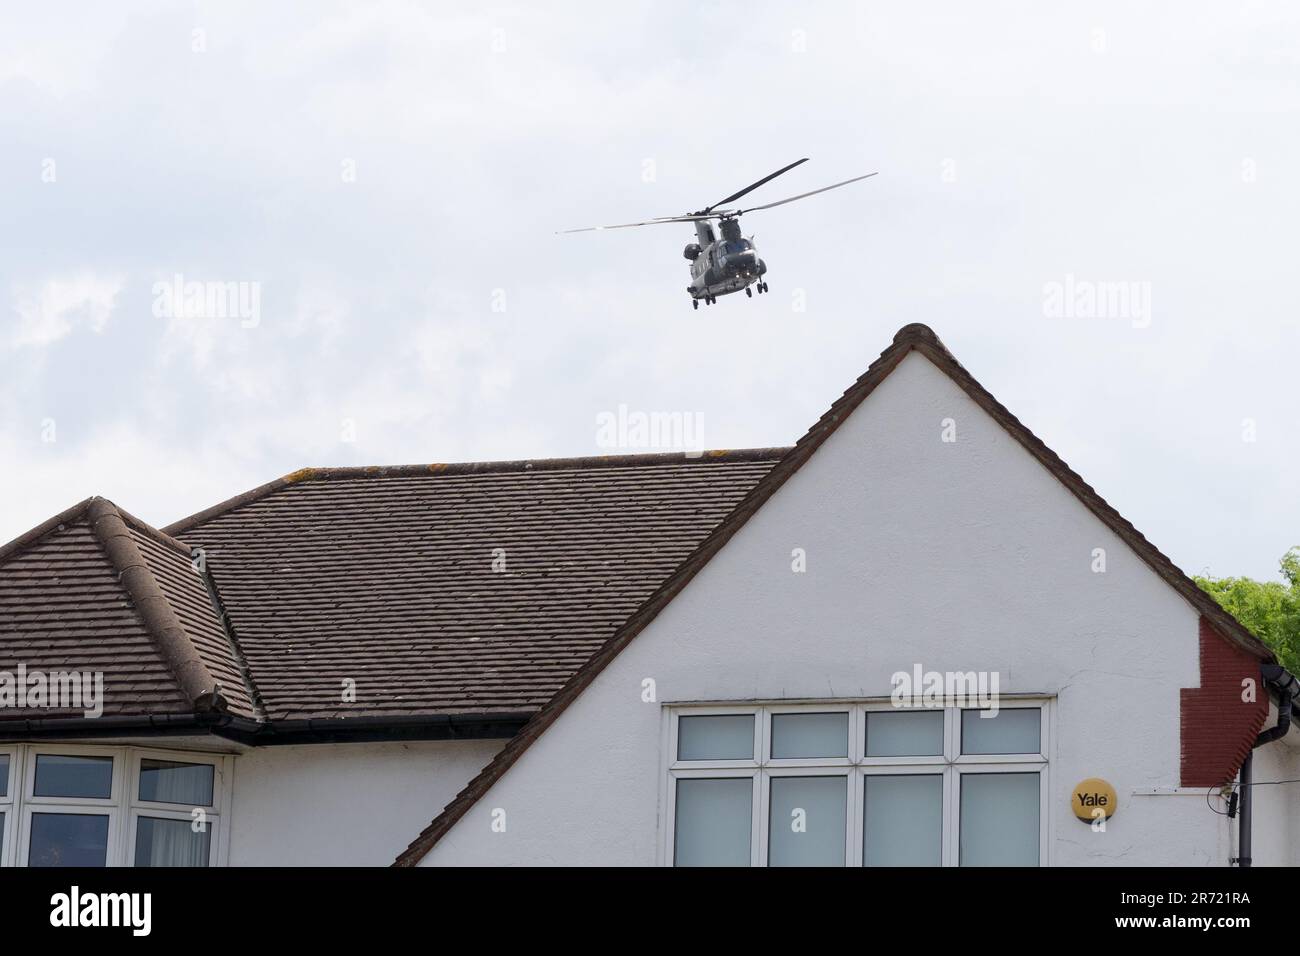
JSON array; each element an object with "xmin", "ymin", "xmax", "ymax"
[{"xmin": 1181, "ymin": 617, "xmax": 1269, "ymax": 787}]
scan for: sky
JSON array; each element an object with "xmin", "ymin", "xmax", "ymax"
[{"xmin": 1, "ymin": 0, "xmax": 1297, "ymax": 581}]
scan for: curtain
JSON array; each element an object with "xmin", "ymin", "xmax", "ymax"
[
  {"xmin": 138, "ymin": 759, "xmax": 214, "ymax": 805},
  {"xmin": 135, "ymin": 816, "xmax": 210, "ymax": 867}
]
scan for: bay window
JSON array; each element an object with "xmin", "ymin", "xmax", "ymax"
[
  {"xmin": 0, "ymin": 744, "xmax": 230, "ymax": 867},
  {"xmin": 666, "ymin": 701, "xmax": 1049, "ymax": 866}
]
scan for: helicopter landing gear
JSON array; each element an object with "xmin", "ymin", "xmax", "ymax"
[
  {"xmin": 692, "ymin": 299, "xmax": 699, "ymax": 310},
  {"xmin": 755, "ymin": 281, "xmax": 768, "ymax": 294},
  {"xmin": 745, "ymin": 287, "xmax": 752, "ymax": 298}
]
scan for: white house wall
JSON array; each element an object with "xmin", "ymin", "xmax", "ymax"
[
  {"xmin": 227, "ymin": 739, "xmax": 503, "ymax": 866},
  {"xmin": 420, "ymin": 351, "xmax": 1292, "ymax": 866}
]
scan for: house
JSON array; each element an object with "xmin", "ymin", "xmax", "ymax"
[{"xmin": 1, "ymin": 324, "xmax": 1295, "ymax": 867}]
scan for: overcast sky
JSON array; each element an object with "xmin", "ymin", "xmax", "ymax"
[{"xmin": 1, "ymin": 1, "xmax": 1297, "ymax": 581}]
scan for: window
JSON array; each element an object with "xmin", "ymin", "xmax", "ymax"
[
  {"xmin": 0, "ymin": 745, "xmax": 230, "ymax": 867},
  {"xmin": 665, "ymin": 702, "xmax": 1049, "ymax": 866},
  {"xmin": 33, "ymin": 754, "xmax": 113, "ymax": 799},
  {"xmin": 130, "ymin": 756, "xmax": 219, "ymax": 868}
]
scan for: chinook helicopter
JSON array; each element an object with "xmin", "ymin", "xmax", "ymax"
[{"xmin": 559, "ymin": 159, "xmax": 876, "ymax": 308}]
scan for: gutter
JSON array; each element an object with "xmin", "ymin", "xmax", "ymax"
[
  {"xmin": 1235, "ymin": 663, "xmax": 1300, "ymax": 867},
  {"xmin": 0, "ymin": 713, "xmax": 228, "ymax": 740},
  {"xmin": 0, "ymin": 712, "xmax": 531, "ymax": 745},
  {"xmin": 208, "ymin": 712, "xmax": 531, "ymax": 745}
]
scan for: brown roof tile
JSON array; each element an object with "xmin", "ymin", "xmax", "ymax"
[
  {"xmin": 0, "ymin": 498, "xmax": 251, "ymax": 723},
  {"xmin": 166, "ymin": 451, "xmax": 785, "ymax": 723}
]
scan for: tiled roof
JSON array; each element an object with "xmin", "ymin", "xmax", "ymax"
[
  {"xmin": 0, "ymin": 498, "xmax": 251, "ymax": 723},
  {"xmin": 123, "ymin": 518, "xmax": 256, "ymax": 718},
  {"xmin": 1, "ymin": 450, "xmax": 785, "ymax": 732},
  {"xmin": 165, "ymin": 452, "xmax": 784, "ymax": 722}
]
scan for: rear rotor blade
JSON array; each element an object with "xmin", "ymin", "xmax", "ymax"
[
  {"xmin": 703, "ymin": 158, "xmax": 809, "ymax": 213},
  {"xmin": 738, "ymin": 171, "xmax": 878, "ymax": 214},
  {"xmin": 556, "ymin": 215, "xmax": 710, "ymax": 235}
]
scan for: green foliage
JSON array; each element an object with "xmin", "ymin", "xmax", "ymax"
[{"xmin": 1195, "ymin": 548, "xmax": 1300, "ymax": 672}]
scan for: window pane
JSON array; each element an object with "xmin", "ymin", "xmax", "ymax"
[
  {"xmin": 771, "ymin": 713, "xmax": 848, "ymax": 759},
  {"xmin": 33, "ymin": 754, "xmax": 113, "ymax": 799},
  {"xmin": 767, "ymin": 776, "xmax": 847, "ymax": 867},
  {"xmin": 135, "ymin": 817, "xmax": 211, "ymax": 867},
  {"xmin": 674, "ymin": 778, "xmax": 751, "ymax": 866},
  {"xmin": 960, "ymin": 773, "xmax": 1040, "ymax": 866},
  {"xmin": 139, "ymin": 759, "xmax": 215, "ymax": 806},
  {"xmin": 677, "ymin": 715, "xmax": 754, "ymax": 761},
  {"xmin": 961, "ymin": 708, "xmax": 1040, "ymax": 755},
  {"xmin": 865, "ymin": 710, "xmax": 943, "ymax": 757},
  {"xmin": 0, "ymin": 754, "xmax": 8, "ymax": 797},
  {"xmin": 29, "ymin": 812, "xmax": 109, "ymax": 867},
  {"xmin": 864, "ymin": 774, "xmax": 942, "ymax": 866}
]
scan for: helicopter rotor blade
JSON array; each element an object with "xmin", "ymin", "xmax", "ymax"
[
  {"xmin": 737, "ymin": 171, "xmax": 878, "ymax": 215},
  {"xmin": 556, "ymin": 214, "xmax": 711, "ymax": 235},
  {"xmin": 702, "ymin": 157, "xmax": 809, "ymax": 213}
]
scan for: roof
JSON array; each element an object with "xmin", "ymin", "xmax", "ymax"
[
  {"xmin": 0, "ymin": 497, "xmax": 253, "ymax": 723},
  {"xmin": 393, "ymin": 322, "xmax": 1275, "ymax": 866},
  {"xmin": 0, "ymin": 450, "xmax": 784, "ymax": 733},
  {"xmin": 165, "ymin": 451, "xmax": 783, "ymax": 722}
]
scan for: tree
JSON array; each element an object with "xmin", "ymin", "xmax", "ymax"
[{"xmin": 1194, "ymin": 548, "xmax": 1300, "ymax": 672}]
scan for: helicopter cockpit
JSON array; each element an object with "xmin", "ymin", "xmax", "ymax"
[{"xmin": 717, "ymin": 217, "xmax": 757, "ymax": 272}]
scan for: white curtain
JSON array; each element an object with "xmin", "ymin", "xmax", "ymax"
[
  {"xmin": 139, "ymin": 760, "xmax": 213, "ymax": 805},
  {"xmin": 136, "ymin": 817, "xmax": 210, "ymax": 867},
  {"xmin": 135, "ymin": 760, "xmax": 214, "ymax": 866}
]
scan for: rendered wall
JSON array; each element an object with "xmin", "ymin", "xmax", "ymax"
[{"xmin": 227, "ymin": 738, "xmax": 503, "ymax": 866}]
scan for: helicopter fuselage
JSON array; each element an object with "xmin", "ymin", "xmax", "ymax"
[{"xmin": 683, "ymin": 218, "xmax": 767, "ymax": 302}]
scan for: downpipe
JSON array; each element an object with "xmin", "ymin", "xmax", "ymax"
[{"xmin": 1235, "ymin": 663, "xmax": 1299, "ymax": 867}]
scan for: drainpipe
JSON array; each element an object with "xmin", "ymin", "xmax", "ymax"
[
  {"xmin": 1238, "ymin": 752, "xmax": 1253, "ymax": 867},
  {"xmin": 1237, "ymin": 664, "xmax": 1300, "ymax": 867}
]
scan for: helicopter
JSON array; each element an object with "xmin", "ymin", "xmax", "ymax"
[{"xmin": 559, "ymin": 159, "xmax": 877, "ymax": 308}]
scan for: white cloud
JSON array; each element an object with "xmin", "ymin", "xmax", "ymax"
[{"xmin": 9, "ymin": 275, "xmax": 123, "ymax": 348}]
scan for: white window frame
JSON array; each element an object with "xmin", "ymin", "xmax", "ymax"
[
  {"xmin": 951, "ymin": 764, "xmax": 1050, "ymax": 867},
  {"xmin": 19, "ymin": 743, "xmax": 124, "ymax": 868},
  {"xmin": 127, "ymin": 747, "xmax": 228, "ymax": 868},
  {"xmin": 668, "ymin": 767, "xmax": 762, "ymax": 866},
  {"xmin": 0, "ymin": 746, "xmax": 18, "ymax": 867},
  {"xmin": 760, "ymin": 764, "xmax": 854, "ymax": 867},
  {"xmin": 662, "ymin": 698, "xmax": 1052, "ymax": 867},
  {"xmin": 1, "ymin": 743, "xmax": 233, "ymax": 867}
]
